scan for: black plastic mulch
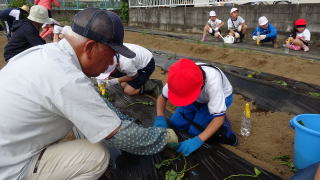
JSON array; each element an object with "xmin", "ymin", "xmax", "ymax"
[{"xmin": 99, "ymin": 85, "xmax": 283, "ymax": 180}]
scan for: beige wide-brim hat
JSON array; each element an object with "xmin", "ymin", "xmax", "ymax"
[
  {"xmin": 20, "ymin": 5, "xmax": 30, "ymax": 13},
  {"xmin": 27, "ymin": 5, "xmax": 51, "ymax": 24}
]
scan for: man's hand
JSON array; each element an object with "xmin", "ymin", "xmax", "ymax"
[
  {"xmin": 107, "ymin": 78, "xmax": 119, "ymax": 86},
  {"xmin": 153, "ymin": 116, "xmax": 168, "ymax": 128},
  {"xmin": 176, "ymin": 136, "xmax": 203, "ymax": 156}
]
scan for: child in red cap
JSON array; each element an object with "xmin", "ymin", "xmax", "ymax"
[
  {"xmin": 284, "ymin": 19, "xmax": 311, "ymax": 52},
  {"xmin": 154, "ymin": 59, "xmax": 237, "ymax": 156}
]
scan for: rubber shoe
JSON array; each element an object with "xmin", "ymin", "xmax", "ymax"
[
  {"xmin": 142, "ymin": 79, "xmax": 163, "ymax": 98},
  {"xmin": 303, "ymin": 45, "xmax": 309, "ymax": 52}
]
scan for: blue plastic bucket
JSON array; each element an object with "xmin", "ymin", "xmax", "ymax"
[{"xmin": 290, "ymin": 114, "xmax": 320, "ymax": 170}]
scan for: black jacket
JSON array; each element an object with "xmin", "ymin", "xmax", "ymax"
[{"xmin": 4, "ymin": 19, "xmax": 45, "ymax": 61}]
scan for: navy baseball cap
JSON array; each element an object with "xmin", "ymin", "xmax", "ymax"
[{"xmin": 72, "ymin": 8, "xmax": 135, "ymax": 58}]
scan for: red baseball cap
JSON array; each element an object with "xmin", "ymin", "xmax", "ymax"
[
  {"xmin": 168, "ymin": 59, "xmax": 203, "ymax": 106},
  {"xmin": 294, "ymin": 19, "xmax": 307, "ymax": 26}
]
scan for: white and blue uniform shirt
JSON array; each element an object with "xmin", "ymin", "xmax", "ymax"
[{"xmin": 162, "ymin": 63, "xmax": 233, "ymax": 116}]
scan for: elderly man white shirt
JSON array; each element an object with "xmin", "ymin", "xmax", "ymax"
[
  {"xmin": 0, "ymin": 39, "xmax": 169, "ymax": 180},
  {"xmin": 0, "ymin": 39, "xmax": 121, "ymax": 179}
]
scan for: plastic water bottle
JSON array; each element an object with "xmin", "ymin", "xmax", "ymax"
[
  {"xmin": 256, "ymin": 32, "xmax": 261, "ymax": 45},
  {"xmin": 284, "ymin": 45, "xmax": 289, "ymax": 54},
  {"xmin": 241, "ymin": 103, "xmax": 252, "ymax": 136}
]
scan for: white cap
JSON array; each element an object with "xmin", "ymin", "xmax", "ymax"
[
  {"xmin": 230, "ymin": 8, "xmax": 238, "ymax": 14},
  {"xmin": 27, "ymin": 5, "xmax": 51, "ymax": 24},
  {"xmin": 209, "ymin": 11, "xmax": 216, "ymax": 17},
  {"xmin": 258, "ymin": 16, "xmax": 268, "ymax": 26}
]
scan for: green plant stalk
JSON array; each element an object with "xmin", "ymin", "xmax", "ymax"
[
  {"xmin": 224, "ymin": 174, "xmax": 259, "ymax": 180},
  {"xmin": 127, "ymin": 101, "xmax": 153, "ymax": 107},
  {"xmin": 155, "ymin": 154, "xmax": 182, "ymax": 169}
]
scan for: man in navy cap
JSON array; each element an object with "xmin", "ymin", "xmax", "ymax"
[{"xmin": 0, "ymin": 8, "xmax": 174, "ymax": 180}]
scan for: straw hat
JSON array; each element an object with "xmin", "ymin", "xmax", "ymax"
[{"xmin": 20, "ymin": 5, "xmax": 30, "ymax": 13}]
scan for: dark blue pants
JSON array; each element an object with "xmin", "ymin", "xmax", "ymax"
[
  {"xmin": 289, "ymin": 162, "xmax": 319, "ymax": 180},
  {"xmin": 170, "ymin": 95, "xmax": 233, "ymax": 136}
]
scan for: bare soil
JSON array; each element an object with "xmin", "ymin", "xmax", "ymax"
[
  {"xmin": 0, "ymin": 35, "xmax": 6, "ymax": 68},
  {"xmin": 125, "ymin": 31, "xmax": 320, "ymax": 86}
]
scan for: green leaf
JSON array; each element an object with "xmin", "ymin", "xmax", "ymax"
[
  {"xmin": 155, "ymin": 164, "xmax": 161, "ymax": 169},
  {"xmin": 273, "ymin": 155, "xmax": 290, "ymax": 161},
  {"xmin": 254, "ymin": 167, "xmax": 262, "ymax": 176},
  {"xmin": 308, "ymin": 92, "xmax": 320, "ymax": 97},
  {"xmin": 272, "ymin": 80, "xmax": 288, "ymax": 86}
]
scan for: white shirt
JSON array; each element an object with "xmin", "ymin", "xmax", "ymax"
[
  {"xmin": 117, "ymin": 43, "xmax": 153, "ymax": 77},
  {"xmin": 9, "ymin": 9, "xmax": 21, "ymax": 20},
  {"xmin": 162, "ymin": 63, "xmax": 233, "ymax": 115},
  {"xmin": 296, "ymin": 28, "xmax": 311, "ymax": 42},
  {"xmin": 207, "ymin": 18, "xmax": 222, "ymax": 29},
  {"xmin": 0, "ymin": 39, "xmax": 121, "ymax": 180},
  {"xmin": 227, "ymin": 16, "xmax": 245, "ymax": 30}
]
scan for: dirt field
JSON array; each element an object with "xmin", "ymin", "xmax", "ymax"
[
  {"xmin": 0, "ymin": 35, "xmax": 6, "ymax": 68},
  {"xmin": 125, "ymin": 31, "xmax": 320, "ymax": 86},
  {"xmin": 0, "ymin": 32, "xmax": 314, "ymax": 179}
]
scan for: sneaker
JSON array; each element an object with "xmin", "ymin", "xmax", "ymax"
[
  {"xmin": 303, "ymin": 45, "xmax": 309, "ymax": 52},
  {"xmin": 211, "ymin": 116, "xmax": 238, "ymax": 146},
  {"xmin": 142, "ymin": 79, "xmax": 163, "ymax": 98}
]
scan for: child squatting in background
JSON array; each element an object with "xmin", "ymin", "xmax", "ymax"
[
  {"xmin": 201, "ymin": 10, "xmax": 224, "ymax": 41},
  {"xmin": 284, "ymin": 19, "xmax": 311, "ymax": 52}
]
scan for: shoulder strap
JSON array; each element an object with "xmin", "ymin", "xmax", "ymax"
[
  {"xmin": 179, "ymin": 112, "xmax": 205, "ymax": 132},
  {"xmin": 198, "ymin": 64, "xmax": 224, "ymax": 83},
  {"xmin": 231, "ymin": 18, "xmax": 237, "ymax": 30}
]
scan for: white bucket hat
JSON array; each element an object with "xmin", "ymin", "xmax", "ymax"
[
  {"xmin": 230, "ymin": 7, "xmax": 238, "ymax": 14},
  {"xmin": 209, "ymin": 11, "xmax": 216, "ymax": 17},
  {"xmin": 27, "ymin": 5, "xmax": 51, "ymax": 24},
  {"xmin": 258, "ymin": 16, "xmax": 268, "ymax": 26}
]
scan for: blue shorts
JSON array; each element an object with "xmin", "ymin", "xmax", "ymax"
[{"xmin": 169, "ymin": 95, "xmax": 233, "ymax": 136}]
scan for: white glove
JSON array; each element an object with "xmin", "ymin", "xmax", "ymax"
[
  {"xmin": 234, "ymin": 32, "xmax": 240, "ymax": 39},
  {"xmin": 107, "ymin": 78, "xmax": 119, "ymax": 86},
  {"xmin": 259, "ymin": 35, "xmax": 266, "ymax": 40},
  {"xmin": 214, "ymin": 27, "xmax": 219, "ymax": 32},
  {"xmin": 252, "ymin": 36, "xmax": 258, "ymax": 41},
  {"xmin": 237, "ymin": 25, "xmax": 242, "ymax": 32},
  {"xmin": 53, "ymin": 25, "xmax": 63, "ymax": 34},
  {"xmin": 208, "ymin": 28, "xmax": 213, "ymax": 34}
]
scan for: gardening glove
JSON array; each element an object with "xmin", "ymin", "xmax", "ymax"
[
  {"xmin": 107, "ymin": 78, "xmax": 119, "ymax": 86},
  {"xmin": 252, "ymin": 36, "xmax": 258, "ymax": 41},
  {"xmin": 237, "ymin": 25, "xmax": 242, "ymax": 32},
  {"xmin": 259, "ymin": 35, "xmax": 266, "ymax": 40},
  {"xmin": 214, "ymin": 27, "xmax": 219, "ymax": 32},
  {"xmin": 234, "ymin": 32, "xmax": 240, "ymax": 39},
  {"xmin": 153, "ymin": 116, "xmax": 168, "ymax": 128},
  {"xmin": 53, "ymin": 25, "xmax": 63, "ymax": 34},
  {"xmin": 176, "ymin": 136, "xmax": 203, "ymax": 156}
]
